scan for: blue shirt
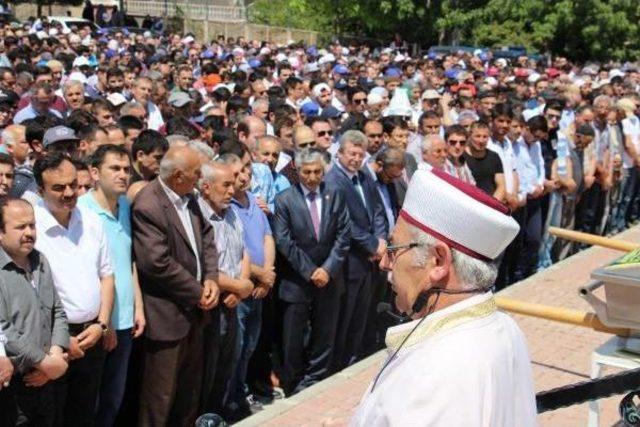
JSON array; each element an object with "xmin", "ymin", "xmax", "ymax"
[
  {"xmin": 77, "ymin": 192, "xmax": 134, "ymax": 330},
  {"xmin": 231, "ymin": 192, "xmax": 272, "ymax": 267},
  {"xmin": 272, "ymin": 171, "xmax": 291, "ymax": 196},
  {"xmin": 13, "ymin": 104, "xmax": 63, "ymax": 124},
  {"xmin": 251, "ymin": 163, "xmax": 275, "ymax": 212}
]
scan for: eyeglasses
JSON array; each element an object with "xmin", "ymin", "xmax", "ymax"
[
  {"xmin": 298, "ymin": 141, "xmax": 316, "ymax": 149},
  {"xmin": 385, "ymin": 242, "xmax": 425, "ymax": 265},
  {"xmin": 317, "ymin": 130, "xmax": 333, "ymax": 137},
  {"xmin": 353, "ymin": 98, "xmax": 366, "ymax": 105},
  {"xmin": 448, "ymin": 138, "xmax": 466, "ymax": 146}
]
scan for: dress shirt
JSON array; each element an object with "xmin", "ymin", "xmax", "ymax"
[
  {"xmin": 336, "ymin": 160, "xmax": 367, "ymax": 207},
  {"xmin": 512, "ymin": 137, "xmax": 540, "ymax": 202},
  {"xmin": 78, "ymin": 192, "xmax": 134, "ymax": 330},
  {"xmin": 488, "ymin": 136, "xmax": 517, "ymax": 193},
  {"xmin": 300, "ymin": 184, "xmax": 323, "ymax": 225},
  {"xmin": 34, "ymin": 203, "xmax": 113, "ymax": 324},
  {"xmin": 159, "ymin": 178, "xmax": 201, "ymax": 282},
  {"xmin": 199, "ymin": 197, "xmax": 245, "ymax": 279},
  {"xmin": 231, "ymin": 192, "xmax": 272, "ymax": 267},
  {"xmin": 0, "ymin": 248, "xmax": 69, "ymax": 373},
  {"xmin": 251, "ymin": 162, "xmax": 276, "ymax": 212},
  {"xmin": 13, "ymin": 104, "xmax": 63, "ymax": 124},
  {"xmin": 146, "ymin": 101, "xmax": 165, "ymax": 131}
]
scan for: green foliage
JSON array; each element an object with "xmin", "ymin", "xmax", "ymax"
[{"xmin": 248, "ymin": 0, "xmax": 640, "ymax": 61}]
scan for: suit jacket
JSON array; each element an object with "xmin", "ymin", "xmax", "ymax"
[
  {"xmin": 272, "ymin": 183, "xmax": 351, "ymax": 303},
  {"xmin": 131, "ymin": 179, "xmax": 219, "ymax": 342},
  {"xmin": 325, "ymin": 163, "xmax": 387, "ymax": 279}
]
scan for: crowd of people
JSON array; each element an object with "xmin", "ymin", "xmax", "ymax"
[{"xmin": 0, "ymin": 14, "xmax": 638, "ymax": 426}]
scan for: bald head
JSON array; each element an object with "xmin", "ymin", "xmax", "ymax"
[
  {"xmin": 158, "ymin": 145, "xmax": 201, "ymax": 195},
  {"xmin": 293, "ymin": 125, "xmax": 316, "ymax": 149},
  {"xmin": 238, "ymin": 116, "xmax": 267, "ymax": 148}
]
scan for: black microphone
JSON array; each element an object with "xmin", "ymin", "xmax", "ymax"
[{"xmin": 376, "ymin": 302, "xmax": 408, "ymax": 325}]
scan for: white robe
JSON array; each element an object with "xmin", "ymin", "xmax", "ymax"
[{"xmin": 351, "ymin": 292, "xmax": 537, "ymax": 427}]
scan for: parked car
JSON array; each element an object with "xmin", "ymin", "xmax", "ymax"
[{"xmin": 47, "ymin": 16, "xmax": 101, "ymax": 33}]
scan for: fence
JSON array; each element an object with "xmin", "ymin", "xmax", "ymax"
[{"xmin": 124, "ymin": 0, "xmax": 246, "ymax": 21}]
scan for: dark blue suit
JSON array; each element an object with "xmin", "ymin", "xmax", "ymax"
[
  {"xmin": 324, "ymin": 162, "xmax": 387, "ymax": 369},
  {"xmin": 272, "ymin": 182, "xmax": 351, "ymax": 394}
]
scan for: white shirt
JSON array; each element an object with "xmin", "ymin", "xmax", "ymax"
[
  {"xmin": 352, "ymin": 292, "xmax": 537, "ymax": 427},
  {"xmin": 146, "ymin": 101, "xmax": 165, "ymax": 131},
  {"xmin": 300, "ymin": 184, "xmax": 322, "ymax": 224},
  {"xmin": 34, "ymin": 203, "xmax": 113, "ymax": 324},
  {"xmin": 622, "ymin": 116, "xmax": 640, "ymax": 169},
  {"xmin": 159, "ymin": 178, "xmax": 201, "ymax": 281},
  {"xmin": 488, "ymin": 136, "xmax": 517, "ymax": 194},
  {"xmin": 275, "ymin": 151, "xmax": 292, "ymax": 173}
]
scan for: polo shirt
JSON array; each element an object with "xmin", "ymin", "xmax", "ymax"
[
  {"xmin": 78, "ymin": 191, "xmax": 134, "ymax": 330},
  {"xmin": 231, "ymin": 192, "xmax": 271, "ymax": 267},
  {"xmin": 34, "ymin": 202, "xmax": 113, "ymax": 324}
]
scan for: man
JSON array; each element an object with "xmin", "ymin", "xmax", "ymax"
[
  {"xmin": 32, "ymin": 153, "xmax": 115, "ymax": 426},
  {"xmin": 0, "ymin": 153, "xmax": 13, "ymax": 200},
  {"xmin": 131, "ymin": 77, "xmax": 164, "ymax": 131},
  {"xmin": 382, "ymin": 117, "xmax": 417, "ymax": 179},
  {"xmin": 198, "ymin": 157, "xmax": 253, "ymax": 415},
  {"xmin": 2, "ymin": 125, "xmax": 29, "ymax": 167},
  {"xmin": 77, "ymin": 145, "xmax": 145, "ymax": 427},
  {"xmin": 421, "ymin": 135, "xmax": 448, "ymax": 170},
  {"xmin": 272, "ymin": 149, "xmax": 350, "ymax": 396},
  {"xmin": 443, "ymin": 125, "xmax": 475, "ymax": 184},
  {"xmin": 130, "ymin": 129, "xmax": 169, "ymax": 184},
  {"xmin": 253, "ymin": 135, "xmax": 291, "ymax": 196},
  {"xmin": 325, "ymin": 130, "xmax": 387, "ymax": 369},
  {"xmin": 226, "ymin": 144, "xmax": 276, "ymax": 420},
  {"xmin": 364, "ymin": 120, "xmax": 384, "ymax": 161},
  {"xmin": 488, "ymin": 104, "xmax": 520, "ymax": 211},
  {"xmin": 310, "ymin": 118, "xmax": 334, "ymax": 152},
  {"xmin": 14, "ymin": 83, "xmax": 63, "ymax": 124},
  {"xmin": 77, "ymin": 125, "xmax": 109, "ymax": 159},
  {"xmin": 464, "ymin": 122, "xmax": 506, "ymax": 201},
  {"xmin": 351, "ymin": 168, "xmax": 536, "ymax": 426},
  {"xmin": 0, "ymin": 198, "xmax": 69, "ymax": 425},
  {"xmin": 366, "ymin": 148, "xmax": 406, "ymax": 227},
  {"xmin": 132, "ymin": 145, "xmax": 220, "ymax": 425}
]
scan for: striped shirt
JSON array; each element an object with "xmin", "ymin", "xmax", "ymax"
[{"xmin": 198, "ymin": 197, "xmax": 244, "ymax": 279}]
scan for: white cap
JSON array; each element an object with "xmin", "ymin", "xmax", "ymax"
[
  {"xmin": 275, "ymin": 52, "xmax": 287, "ymax": 62},
  {"xmin": 107, "ymin": 40, "xmax": 119, "ymax": 50},
  {"xmin": 610, "ymin": 68, "xmax": 625, "ymax": 79},
  {"xmin": 106, "ymin": 92, "xmax": 127, "ymax": 107},
  {"xmin": 401, "ymin": 168, "xmax": 519, "ymax": 260},
  {"xmin": 36, "ymin": 30, "xmax": 47, "ymax": 40},
  {"xmin": 72, "ymin": 56, "xmax": 90, "ymax": 68},
  {"xmin": 528, "ymin": 72, "xmax": 541, "ymax": 83},
  {"xmin": 182, "ymin": 35, "xmax": 195, "ymax": 45},
  {"xmin": 48, "ymin": 28, "xmax": 58, "ymax": 36},
  {"xmin": 312, "ymin": 82, "xmax": 331, "ymax": 97},
  {"xmin": 318, "ymin": 53, "xmax": 335, "ymax": 65},
  {"xmin": 68, "ymin": 71, "xmax": 87, "ymax": 85},
  {"xmin": 367, "ymin": 93, "xmax": 383, "ymax": 105}
]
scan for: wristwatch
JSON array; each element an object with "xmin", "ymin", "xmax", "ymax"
[{"xmin": 95, "ymin": 321, "xmax": 109, "ymax": 336}]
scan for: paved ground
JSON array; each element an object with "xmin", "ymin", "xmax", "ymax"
[{"xmin": 239, "ymin": 226, "xmax": 640, "ymax": 427}]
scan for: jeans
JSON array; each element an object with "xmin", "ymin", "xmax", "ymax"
[
  {"xmin": 96, "ymin": 328, "xmax": 133, "ymax": 427},
  {"xmin": 538, "ymin": 191, "xmax": 563, "ymax": 271},
  {"xmin": 612, "ymin": 168, "xmax": 637, "ymax": 230},
  {"xmin": 227, "ymin": 298, "xmax": 262, "ymax": 408}
]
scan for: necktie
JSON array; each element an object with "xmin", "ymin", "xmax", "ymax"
[
  {"xmin": 308, "ymin": 192, "xmax": 320, "ymax": 239},
  {"xmin": 352, "ymin": 175, "xmax": 367, "ymax": 207}
]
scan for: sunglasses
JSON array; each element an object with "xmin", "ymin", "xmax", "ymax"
[
  {"xmin": 448, "ymin": 138, "xmax": 466, "ymax": 146},
  {"xmin": 317, "ymin": 130, "xmax": 333, "ymax": 137},
  {"xmin": 353, "ymin": 98, "xmax": 366, "ymax": 105},
  {"xmin": 298, "ymin": 141, "xmax": 316, "ymax": 149},
  {"xmin": 366, "ymin": 133, "xmax": 383, "ymax": 138}
]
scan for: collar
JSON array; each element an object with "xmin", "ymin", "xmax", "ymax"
[
  {"xmin": 385, "ymin": 292, "xmax": 497, "ymax": 353},
  {"xmin": 159, "ymin": 177, "xmax": 187, "ymax": 207},
  {"xmin": 366, "ymin": 162, "xmax": 379, "ymax": 182},
  {"xmin": 198, "ymin": 195, "xmax": 224, "ymax": 221},
  {"xmin": 300, "ymin": 183, "xmax": 319, "ymax": 198},
  {"xmin": 0, "ymin": 247, "xmax": 39, "ymax": 271},
  {"xmin": 36, "ymin": 200, "xmax": 81, "ymax": 231}
]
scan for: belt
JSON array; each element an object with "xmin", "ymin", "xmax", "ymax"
[{"xmin": 68, "ymin": 318, "xmax": 98, "ymax": 336}]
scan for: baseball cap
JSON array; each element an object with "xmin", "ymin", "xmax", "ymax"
[
  {"xmin": 332, "ymin": 64, "xmax": 350, "ymax": 75},
  {"xmin": 168, "ymin": 92, "xmax": 193, "ymax": 108},
  {"xmin": 300, "ymin": 102, "xmax": 320, "ymax": 117},
  {"xmin": 43, "ymin": 126, "xmax": 80, "ymax": 148},
  {"xmin": 320, "ymin": 106, "xmax": 341, "ymax": 119}
]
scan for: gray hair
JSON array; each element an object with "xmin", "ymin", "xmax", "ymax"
[
  {"xmin": 1, "ymin": 125, "xmax": 23, "ymax": 147},
  {"xmin": 189, "ymin": 139, "xmax": 216, "ymax": 161},
  {"xmin": 456, "ymin": 109, "xmax": 479, "ymax": 124},
  {"xmin": 294, "ymin": 148, "xmax": 327, "ymax": 168},
  {"xmin": 251, "ymin": 98, "xmax": 269, "ymax": 111},
  {"xmin": 120, "ymin": 102, "xmax": 145, "ymax": 116},
  {"xmin": 376, "ymin": 147, "xmax": 406, "ymax": 168},
  {"xmin": 409, "ymin": 224, "xmax": 498, "ymax": 290},
  {"xmin": 166, "ymin": 134, "xmax": 190, "ymax": 147},
  {"xmin": 421, "ymin": 135, "xmax": 444, "ymax": 154},
  {"xmin": 62, "ymin": 79, "xmax": 84, "ymax": 94},
  {"xmin": 158, "ymin": 149, "xmax": 192, "ymax": 181},
  {"xmin": 593, "ymin": 94, "xmax": 614, "ymax": 108},
  {"xmin": 217, "ymin": 153, "xmax": 241, "ymax": 165},
  {"xmin": 339, "ymin": 130, "xmax": 368, "ymax": 151}
]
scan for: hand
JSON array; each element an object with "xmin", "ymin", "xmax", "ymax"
[
  {"xmin": 530, "ymin": 185, "xmax": 544, "ymax": 199},
  {"xmin": 0, "ymin": 356, "xmax": 13, "ymax": 389},
  {"xmin": 506, "ymin": 194, "xmax": 520, "ymax": 211},
  {"xmin": 258, "ymin": 267, "xmax": 276, "ymax": 287},
  {"xmin": 36, "ymin": 353, "xmax": 68, "ymax": 380},
  {"xmin": 76, "ymin": 324, "xmax": 102, "ymax": 351},
  {"xmin": 252, "ymin": 284, "xmax": 269, "ymax": 299},
  {"xmin": 24, "ymin": 370, "xmax": 49, "ymax": 388},
  {"xmin": 543, "ymin": 179, "xmax": 559, "ymax": 193},
  {"xmin": 68, "ymin": 337, "xmax": 85, "ymax": 360},
  {"xmin": 103, "ymin": 329, "xmax": 118, "ymax": 352},
  {"xmin": 236, "ymin": 278, "xmax": 254, "ymax": 299},
  {"xmin": 256, "ymin": 197, "xmax": 270, "ymax": 215},
  {"xmin": 585, "ymin": 175, "xmax": 596, "ymax": 189},
  {"xmin": 199, "ymin": 279, "xmax": 220, "ymax": 310},
  {"xmin": 310, "ymin": 268, "xmax": 330, "ymax": 288},
  {"xmin": 223, "ymin": 293, "xmax": 240, "ymax": 308},
  {"xmin": 132, "ymin": 306, "xmax": 146, "ymax": 339}
]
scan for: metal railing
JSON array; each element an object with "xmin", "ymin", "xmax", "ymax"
[{"xmin": 124, "ymin": 1, "xmax": 246, "ymax": 21}]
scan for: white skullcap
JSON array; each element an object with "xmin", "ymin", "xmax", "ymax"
[
  {"xmin": 181, "ymin": 35, "xmax": 195, "ymax": 45},
  {"xmin": 312, "ymin": 83, "xmax": 331, "ymax": 97},
  {"xmin": 367, "ymin": 93, "xmax": 383, "ymax": 105},
  {"xmin": 610, "ymin": 68, "xmax": 625, "ymax": 79},
  {"xmin": 68, "ymin": 34, "xmax": 81, "ymax": 44},
  {"xmin": 72, "ymin": 56, "xmax": 90, "ymax": 68},
  {"xmin": 528, "ymin": 72, "xmax": 541, "ymax": 83},
  {"xmin": 275, "ymin": 52, "xmax": 287, "ymax": 62},
  {"xmin": 370, "ymin": 86, "xmax": 388, "ymax": 97},
  {"xmin": 68, "ymin": 71, "xmax": 87, "ymax": 85},
  {"xmin": 259, "ymin": 47, "xmax": 271, "ymax": 56},
  {"xmin": 401, "ymin": 167, "xmax": 520, "ymax": 260},
  {"xmin": 36, "ymin": 31, "xmax": 47, "ymax": 40},
  {"xmin": 48, "ymin": 28, "xmax": 58, "ymax": 36},
  {"xmin": 107, "ymin": 40, "xmax": 119, "ymax": 50},
  {"xmin": 318, "ymin": 53, "xmax": 335, "ymax": 65},
  {"xmin": 106, "ymin": 92, "xmax": 127, "ymax": 107}
]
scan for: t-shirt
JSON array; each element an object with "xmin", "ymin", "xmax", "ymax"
[
  {"xmin": 622, "ymin": 116, "xmax": 640, "ymax": 169},
  {"xmin": 463, "ymin": 150, "xmax": 503, "ymax": 196}
]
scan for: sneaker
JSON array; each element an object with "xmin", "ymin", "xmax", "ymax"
[{"xmin": 246, "ymin": 394, "xmax": 264, "ymax": 414}]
